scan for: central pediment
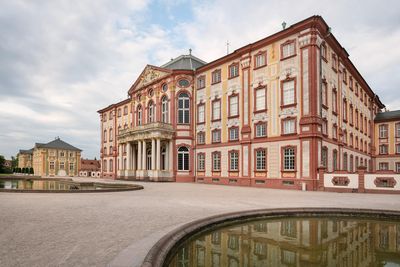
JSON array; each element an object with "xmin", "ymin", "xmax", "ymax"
[{"xmin": 128, "ymin": 65, "xmax": 172, "ymax": 94}]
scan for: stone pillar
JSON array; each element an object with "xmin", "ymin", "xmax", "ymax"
[
  {"xmin": 151, "ymin": 139, "xmax": 156, "ymax": 170},
  {"xmin": 165, "ymin": 141, "xmax": 169, "ymax": 171},
  {"xmin": 119, "ymin": 144, "xmax": 123, "ymax": 170},
  {"xmin": 169, "ymin": 141, "xmax": 173, "ymax": 171},
  {"xmin": 127, "ymin": 142, "xmax": 132, "ymax": 170},
  {"xmin": 156, "ymin": 139, "xmax": 161, "ymax": 170},
  {"xmin": 357, "ymin": 165, "xmax": 367, "ymax": 193},
  {"xmin": 317, "ymin": 166, "xmax": 326, "ymax": 191},
  {"xmin": 142, "ymin": 140, "xmax": 147, "ymax": 170},
  {"xmin": 137, "ymin": 141, "xmax": 142, "ymax": 170}
]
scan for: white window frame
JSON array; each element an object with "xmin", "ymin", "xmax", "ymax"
[
  {"xmin": 255, "ymin": 123, "xmax": 266, "ymax": 137},
  {"xmin": 256, "ymin": 149, "xmax": 266, "ymax": 171}
]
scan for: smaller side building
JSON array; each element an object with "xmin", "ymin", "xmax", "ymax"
[
  {"xmin": 79, "ymin": 158, "xmax": 101, "ymax": 177},
  {"xmin": 374, "ymin": 110, "xmax": 400, "ymax": 173},
  {"xmin": 18, "ymin": 137, "xmax": 82, "ymax": 177}
]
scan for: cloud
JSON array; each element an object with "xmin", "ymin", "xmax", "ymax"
[{"xmin": 0, "ymin": 0, "xmax": 399, "ymax": 159}]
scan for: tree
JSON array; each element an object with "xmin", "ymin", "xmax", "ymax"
[
  {"xmin": 0, "ymin": 155, "xmax": 5, "ymax": 173},
  {"xmin": 11, "ymin": 156, "xmax": 18, "ymax": 169}
]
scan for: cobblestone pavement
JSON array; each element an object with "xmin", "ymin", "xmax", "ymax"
[{"xmin": 1, "ymin": 178, "xmax": 399, "ymax": 267}]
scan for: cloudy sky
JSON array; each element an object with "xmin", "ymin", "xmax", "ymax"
[{"xmin": 1, "ymin": 0, "xmax": 399, "ymax": 159}]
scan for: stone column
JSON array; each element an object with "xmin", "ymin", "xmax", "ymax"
[
  {"xmin": 142, "ymin": 140, "xmax": 147, "ymax": 170},
  {"xmin": 137, "ymin": 141, "xmax": 142, "ymax": 170},
  {"xmin": 126, "ymin": 142, "xmax": 132, "ymax": 170},
  {"xmin": 156, "ymin": 138, "xmax": 161, "ymax": 170},
  {"xmin": 169, "ymin": 140, "xmax": 173, "ymax": 171},
  {"xmin": 151, "ymin": 139, "xmax": 156, "ymax": 170},
  {"xmin": 118, "ymin": 144, "xmax": 122, "ymax": 170},
  {"xmin": 165, "ymin": 141, "xmax": 169, "ymax": 171}
]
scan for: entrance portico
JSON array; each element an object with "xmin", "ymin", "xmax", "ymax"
[{"xmin": 118, "ymin": 122, "xmax": 174, "ymax": 181}]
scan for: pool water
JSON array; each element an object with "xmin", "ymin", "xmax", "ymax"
[
  {"xmin": 166, "ymin": 217, "xmax": 400, "ymax": 267},
  {"xmin": 0, "ymin": 179, "xmax": 140, "ymax": 191}
]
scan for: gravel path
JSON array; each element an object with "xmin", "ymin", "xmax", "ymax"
[{"xmin": 0, "ymin": 178, "xmax": 399, "ymax": 267}]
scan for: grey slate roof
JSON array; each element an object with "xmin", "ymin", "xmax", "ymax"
[
  {"xmin": 374, "ymin": 110, "xmax": 400, "ymax": 122},
  {"xmin": 36, "ymin": 138, "xmax": 82, "ymax": 151},
  {"xmin": 19, "ymin": 148, "xmax": 33, "ymax": 154},
  {"xmin": 160, "ymin": 54, "xmax": 207, "ymax": 70}
]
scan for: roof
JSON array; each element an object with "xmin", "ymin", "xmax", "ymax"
[
  {"xmin": 19, "ymin": 148, "xmax": 33, "ymax": 154},
  {"xmin": 374, "ymin": 110, "xmax": 400, "ymax": 122},
  {"xmin": 160, "ymin": 53, "xmax": 207, "ymax": 70},
  {"xmin": 36, "ymin": 138, "xmax": 82, "ymax": 151},
  {"xmin": 80, "ymin": 159, "xmax": 101, "ymax": 171}
]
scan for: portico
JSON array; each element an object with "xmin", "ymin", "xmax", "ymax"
[{"xmin": 118, "ymin": 122, "xmax": 175, "ymax": 181}]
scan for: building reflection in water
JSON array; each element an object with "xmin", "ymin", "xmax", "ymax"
[{"xmin": 167, "ymin": 217, "xmax": 400, "ymax": 267}]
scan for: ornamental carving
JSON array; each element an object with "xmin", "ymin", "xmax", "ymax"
[
  {"xmin": 374, "ymin": 177, "xmax": 397, "ymax": 188},
  {"xmin": 280, "ymin": 108, "xmax": 298, "ymax": 116},
  {"xmin": 298, "ymin": 35, "xmax": 311, "ymax": 47},
  {"xmin": 332, "ymin": 176, "xmax": 350, "ymax": 186},
  {"xmin": 140, "ymin": 67, "xmax": 161, "ymax": 86},
  {"xmin": 253, "ymin": 112, "xmax": 268, "ymax": 122},
  {"xmin": 197, "ymin": 125, "xmax": 205, "ymax": 132},
  {"xmin": 227, "ymin": 118, "xmax": 240, "ymax": 127},
  {"xmin": 211, "ymin": 121, "xmax": 221, "ymax": 129}
]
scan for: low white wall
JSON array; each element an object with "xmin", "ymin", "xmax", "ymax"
[
  {"xmin": 324, "ymin": 173, "xmax": 359, "ymax": 189},
  {"xmin": 365, "ymin": 174, "xmax": 400, "ymax": 191}
]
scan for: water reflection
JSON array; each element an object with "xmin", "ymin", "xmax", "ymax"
[
  {"xmin": 167, "ymin": 217, "xmax": 400, "ymax": 267},
  {"xmin": 1, "ymin": 179, "xmax": 100, "ymax": 190}
]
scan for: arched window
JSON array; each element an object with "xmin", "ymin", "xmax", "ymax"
[
  {"xmin": 137, "ymin": 105, "xmax": 142, "ymax": 126},
  {"xmin": 103, "ymin": 160, "xmax": 107, "ymax": 172},
  {"xmin": 177, "ymin": 146, "xmax": 189, "ymax": 171},
  {"xmin": 333, "ymin": 150, "xmax": 338, "ymax": 171},
  {"xmin": 123, "ymin": 158, "xmax": 127, "ymax": 170},
  {"xmin": 343, "ymin": 152, "xmax": 348, "ymax": 171},
  {"xmin": 109, "ymin": 128, "xmax": 113, "ymax": 141},
  {"xmin": 178, "ymin": 93, "xmax": 190, "ymax": 124},
  {"xmin": 161, "ymin": 147, "xmax": 166, "ymax": 170},
  {"xmin": 109, "ymin": 159, "xmax": 113, "ymax": 172},
  {"xmin": 161, "ymin": 96, "xmax": 169, "ymax": 123},
  {"xmin": 148, "ymin": 101, "xmax": 154, "ymax": 123}
]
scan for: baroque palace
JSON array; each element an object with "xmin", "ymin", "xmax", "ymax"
[{"xmin": 98, "ymin": 16, "xmax": 400, "ymax": 191}]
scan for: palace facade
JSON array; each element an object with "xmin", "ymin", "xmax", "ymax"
[
  {"xmin": 18, "ymin": 138, "xmax": 81, "ymax": 177},
  {"xmin": 98, "ymin": 15, "xmax": 400, "ymax": 191}
]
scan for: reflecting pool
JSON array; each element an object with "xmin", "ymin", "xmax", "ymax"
[
  {"xmin": 167, "ymin": 217, "xmax": 400, "ymax": 267},
  {"xmin": 0, "ymin": 178, "xmax": 141, "ymax": 192}
]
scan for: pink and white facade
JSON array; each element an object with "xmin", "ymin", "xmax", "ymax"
[{"xmin": 98, "ymin": 15, "xmax": 400, "ymax": 192}]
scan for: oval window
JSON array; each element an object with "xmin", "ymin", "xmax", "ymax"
[
  {"xmin": 162, "ymin": 83, "xmax": 168, "ymax": 92},
  {"xmin": 178, "ymin": 79, "xmax": 190, "ymax": 87}
]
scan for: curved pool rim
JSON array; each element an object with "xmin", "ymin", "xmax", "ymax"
[
  {"xmin": 0, "ymin": 177, "xmax": 144, "ymax": 193},
  {"xmin": 142, "ymin": 207, "xmax": 400, "ymax": 267}
]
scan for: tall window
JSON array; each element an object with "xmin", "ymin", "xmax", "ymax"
[
  {"xmin": 109, "ymin": 129, "xmax": 113, "ymax": 141},
  {"xmin": 255, "ymin": 87, "xmax": 266, "ymax": 111},
  {"xmin": 342, "ymin": 99, "xmax": 347, "ymax": 121},
  {"xmin": 161, "ymin": 96, "xmax": 169, "ymax": 123},
  {"xmin": 282, "ymin": 80, "xmax": 295, "ymax": 106},
  {"xmin": 355, "ymin": 110, "xmax": 359, "ymax": 128},
  {"xmin": 69, "ymin": 162, "xmax": 74, "ymax": 171},
  {"xmin": 117, "ymin": 108, "xmax": 121, "ymax": 117},
  {"xmin": 396, "ymin": 144, "xmax": 400, "ymax": 154},
  {"xmin": 379, "ymin": 162, "xmax": 389, "ymax": 171},
  {"xmin": 379, "ymin": 124, "xmax": 388, "ymax": 138},
  {"xmin": 109, "ymin": 159, "xmax": 113, "ymax": 172},
  {"xmin": 124, "ymin": 106, "xmax": 128, "ymax": 115},
  {"xmin": 321, "ymin": 147, "xmax": 328, "ymax": 167},
  {"xmin": 322, "ymin": 119, "xmax": 328, "ymax": 136},
  {"xmin": 255, "ymin": 123, "xmax": 267, "ymax": 137},
  {"xmin": 229, "ymin": 95, "xmax": 239, "ymax": 117},
  {"xmin": 59, "ymin": 162, "xmax": 65, "ymax": 170},
  {"xmin": 333, "ymin": 150, "xmax": 338, "ymax": 171},
  {"xmin": 332, "ymin": 90, "xmax": 337, "ymax": 113},
  {"xmin": 255, "ymin": 51, "xmax": 266, "ymax": 68},
  {"xmin": 148, "ymin": 101, "xmax": 154, "ymax": 123},
  {"xmin": 333, "ymin": 124, "xmax": 338, "ymax": 139},
  {"xmin": 283, "ymin": 147, "xmax": 295, "ymax": 171},
  {"xmin": 321, "ymin": 82, "xmax": 327, "ymax": 107},
  {"xmin": 281, "ymin": 41, "xmax": 295, "ymax": 59},
  {"xmin": 212, "ymin": 129, "xmax": 221, "ymax": 143},
  {"xmin": 396, "ymin": 123, "xmax": 400, "ymax": 138},
  {"xmin": 255, "ymin": 149, "xmax": 266, "ymax": 171},
  {"xmin": 211, "ymin": 69, "xmax": 221, "ymax": 84},
  {"xmin": 137, "ymin": 105, "xmax": 142, "ymax": 126},
  {"xmin": 197, "ymin": 76, "xmax": 205, "ymax": 89},
  {"xmin": 228, "ymin": 63, "xmax": 239, "ymax": 78},
  {"xmin": 229, "ymin": 151, "xmax": 239, "ymax": 171},
  {"xmin": 229, "ymin": 127, "xmax": 239, "ymax": 141},
  {"xmin": 343, "ymin": 153, "xmax": 348, "ymax": 171},
  {"xmin": 178, "ymin": 93, "xmax": 190, "ymax": 124},
  {"xmin": 103, "ymin": 130, "xmax": 107, "ymax": 142},
  {"xmin": 332, "ymin": 54, "xmax": 337, "ymax": 70},
  {"xmin": 282, "ymin": 118, "xmax": 296, "ymax": 135},
  {"xmin": 197, "ymin": 153, "xmax": 205, "ymax": 171},
  {"xmin": 197, "ymin": 104, "xmax": 205, "ymax": 123},
  {"xmin": 379, "ymin": 145, "xmax": 388, "ymax": 155},
  {"xmin": 212, "ymin": 100, "xmax": 221, "ymax": 121},
  {"xmin": 177, "ymin": 147, "xmax": 189, "ymax": 171},
  {"xmin": 396, "ymin": 163, "xmax": 400, "ymax": 173},
  {"xmin": 350, "ymin": 155, "xmax": 354, "ymax": 172},
  {"xmin": 212, "ymin": 152, "xmax": 221, "ymax": 171},
  {"xmin": 197, "ymin": 132, "xmax": 205, "ymax": 144},
  {"xmin": 103, "ymin": 160, "xmax": 107, "ymax": 171},
  {"xmin": 349, "ymin": 105, "xmax": 353, "ymax": 125},
  {"xmin": 146, "ymin": 149, "xmax": 152, "ymax": 170}
]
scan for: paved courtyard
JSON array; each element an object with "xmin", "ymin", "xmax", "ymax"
[{"xmin": 1, "ymin": 179, "xmax": 400, "ymax": 267}]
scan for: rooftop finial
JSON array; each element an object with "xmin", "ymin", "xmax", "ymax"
[
  {"xmin": 189, "ymin": 48, "xmax": 192, "ymax": 55},
  {"xmin": 282, "ymin": 21, "xmax": 287, "ymax": 30},
  {"xmin": 226, "ymin": 40, "xmax": 230, "ymax": 55}
]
